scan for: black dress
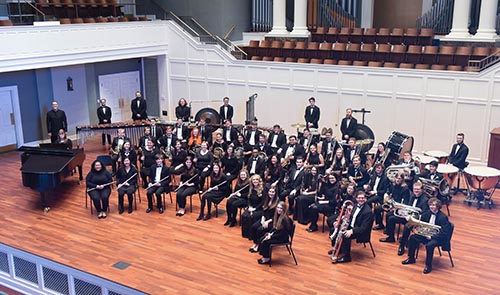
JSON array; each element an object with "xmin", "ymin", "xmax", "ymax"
[
  {"xmin": 241, "ymin": 189, "xmax": 265, "ymax": 240},
  {"xmin": 86, "ymin": 168, "xmax": 113, "ymax": 213},
  {"xmin": 225, "ymin": 182, "xmax": 250, "ymax": 224},
  {"xmin": 295, "ymin": 173, "xmax": 319, "ymax": 224}
]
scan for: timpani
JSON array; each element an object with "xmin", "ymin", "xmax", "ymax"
[
  {"xmin": 464, "ymin": 166, "xmax": 500, "ymax": 209},
  {"xmin": 424, "ymin": 150, "xmax": 449, "ymax": 164}
]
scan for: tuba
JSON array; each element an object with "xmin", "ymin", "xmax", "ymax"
[
  {"xmin": 213, "ymin": 147, "xmax": 225, "ymax": 159},
  {"xmin": 393, "ymin": 202, "xmax": 422, "ymax": 219},
  {"xmin": 420, "ymin": 178, "xmax": 450, "ymax": 196},
  {"xmin": 234, "ymin": 147, "xmax": 244, "ymax": 159},
  {"xmin": 407, "ymin": 215, "xmax": 441, "ymax": 236},
  {"xmin": 329, "ymin": 200, "xmax": 355, "ymax": 263},
  {"xmin": 381, "ymin": 193, "xmax": 394, "ymax": 211}
]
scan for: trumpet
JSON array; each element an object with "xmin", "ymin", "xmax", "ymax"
[{"xmin": 407, "ymin": 215, "xmax": 441, "ymax": 237}]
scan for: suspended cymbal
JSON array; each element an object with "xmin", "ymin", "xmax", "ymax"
[
  {"xmin": 291, "ymin": 123, "xmax": 306, "ymax": 129},
  {"xmin": 357, "ymin": 138, "xmax": 374, "ymax": 145}
]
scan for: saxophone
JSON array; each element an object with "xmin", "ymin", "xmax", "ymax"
[{"xmin": 329, "ymin": 200, "xmax": 355, "ymax": 263}]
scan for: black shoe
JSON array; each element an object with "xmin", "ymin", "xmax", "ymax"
[
  {"xmin": 229, "ymin": 222, "xmax": 236, "ymax": 227},
  {"xmin": 224, "ymin": 220, "xmax": 231, "ymax": 226},
  {"xmin": 336, "ymin": 256, "xmax": 352, "ymax": 263},
  {"xmin": 373, "ymin": 224, "xmax": 385, "ymax": 230},
  {"xmin": 128, "ymin": 207, "xmax": 133, "ymax": 214},
  {"xmin": 257, "ymin": 258, "xmax": 270, "ymax": 265},
  {"xmin": 383, "ymin": 229, "xmax": 388, "ymax": 235},
  {"xmin": 118, "ymin": 206, "xmax": 124, "ymax": 215},
  {"xmin": 203, "ymin": 214, "xmax": 211, "ymax": 221},
  {"xmin": 402, "ymin": 258, "xmax": 416, "ymax": 265},
  {"xmin": 328, "ymin": 249, "xmax": 333, "ymax": 255},
  {"xmin": 379, "ymin": 237, "xmax": 396, "ymax": 243},
  {"xmin": 397, "ymin": 246, "xmax": 405, "ymax": 256},
  {"xmin": 146, "ymin": 207, "xmax": 153, "ymax": 213},
  {"xmin": 159, "ymin": 208, "xmax": 164, "ymax": 214},
  {"xmin": 249, "ymin": 247, "xmax": 258, "ymax": 253},
  {"xmin": 423, "ymin": 265, "xmax": 432, "ymax": 274},
  {"xmin": 196, "ymin": 215, "xmax": 204, "ymax": 221},
  {"xmin": 306, "ymin": 226, "xmax": 318, "ymax": 232}
]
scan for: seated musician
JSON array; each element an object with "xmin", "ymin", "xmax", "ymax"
[
  {"xmin": 365, "ymin": 163, "xmax": 390, "ymax": 205},
  {"xmin": 197, "ymin": 162, "xmax": 230, "ymax": 221},
  {"xmin": 246, "ymin": 147, "xmax": 265, "ymax": 177},
  {"xmin": 119, "ymin": 140, "xmax": 137, "ymax": 168},
  {"xmin": 299, "ymin": 129, "xmax": 318, "ymax": 152},
  {"xmin": 86, "ymin": 160, "xmax": 113, "ymax": 219},
  {"xmin": 279, "ymin": 135, "xmax": 305, "ymax": 169},
  {"xmin": 305, "ymin": 144, "xmax": 325, "ymax": 174},
  {"xmin": 146, "ymin": 154, "xmax": 171, "ymax": 214},
  {"xmin": 249, "ymin": 186, "xmax": 280, "ymax": 252},
  {"xmin": 241, "ymin": 174, "xmax": 266, "ymax": 240},
  {"xmin": 222, "ymin": 119, "xmax": 238, "ymax": 143},
  {"xmin": 402, "ymin": 197, "xmax": 452, "ymax": 274},
  {"xmin": 448, "ymin": 133, "xmax": 469, "ymax": 170},
  {"xmin": 116, "ymin": 157, "xmax": 138, "ymax": 214},
  {"xmin": 56, "ymin": 128, "xmax": 73, "ymax": 150},
  {"xmin": 344, "ymin": 137, "xmax": 366, "ymax": 166},
  {"xmin": 327, "ymin": 183, "xmax": 357, "ymax": 232},
  {"xmin": 372, "ymin": 172, "xmax": 410, "ymax": 231},
  {"xmin": 280, "ymin": 157, "xmax": 306, "ymax": 215},
  {"xmin": 149, "ymin": 118, "xmax": 163, "ymax": 140},
  {"xmin": 347, "ymin": 155, "xmax": 370, "ymax": 190},
  {"xmin": 175, "ymin": 97, "xmax": 190, "ymax": 122},
  {"xmin": 418, "ymin": 160, "xmax": 447, "ymax": 202},
  {"xmin": 233, "ymin": 134, "xmax": 253, "ymax": 164},
  {"xmin": 169, "ymin": 140, "xmax": 188, "ymax": 175},
  {"xmin": 295, "ymin": 167, "xmax": 320, "ymax": 225},
  {"xmin": 321, "ymin": 130, "xmax": 340, "ymax": 168},
  {"xmin": 225, "ymin": 170, "xmax": 251, "ymax": 227},
  {"xmin": 255, "ymin": 201, "xmax": 293, "ymax": 265},
  {"xmin": 245, "ymin": 121, "xmax": 261, "ymax": 146},
  {"xmin": 174, "ymin": 118, "xmax": 189, "ymax": 144},
  {"xmin": 187, "ymin": 128, "xmax": 202, "ymax": 151},
  {"xmin": 140, "ymin": 139, "xmax": 159, "ymax": 188},
  {"xmin": 194, "ymin": 141, "xmax": 214, "ymax": 193},
  {"xmin": 212, "ymin": 132, "xmax": 228, "ymax": 152},
  {"xmin": 397, "ymin": 151, "xmax": 419, "ymax": 189},
  {"xmin": 267, "ymin": 124, "xmax": 287, "ymax": 154},
  {"xmin": 371, "ymin": 142, "xmax": 391, "ymax": 169},
  {"xmin": 110, "ymin": 128, "xmax": 130, "ymax": 175},
  {"xmin": 264, "ymin": 154, "xmax": 283, "ymax": 190},
  {"xmin": 175, "ymin": 156, "xmax": 199, "ymax": 216},
  {"xmin": 198, "ymin": 119, "xmax": 213, "ymax": 146},
  {"xmin": 221, "ymin": 145, "xmax": 242, "ymax": 182},
  {"xmin": 329, "ymin": 191, "xmax": 374, "ymax": 263},
  {"xmin": 380, "ymin": 181, "xmax": 430, "ymax": 257},
  {"xmin": 326, "ymin": 148, "xmax": 348, "ymax": 182},
  {"xmin": 306, "ymin": 173, "xmax": 340, "ymax": 232},
  {"xmin": 138, "ymin": 127, "xmax": 156, "ymax": 150},
  {"xmin": 159, "ymin": 126, "xmax": 177, "ymax": 153},
  {"xmin": 256, "ymin": 134, "xmax": 273, "ymax": 158}
]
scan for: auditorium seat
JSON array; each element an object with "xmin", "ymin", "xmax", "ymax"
[
  {"xmin": 338, "ymin": 60, "xmax": 352, "ymax": 66},
  {"xmin": 269, "ymin": 40, "xmax": 283, "ymax": 57},
  {"xmin": 312, "ymin": 26, "xmax": 327, "ymax": 42},
  {"xmin": 338, "ymin": 27, "xmax": 352, "ymax": 43},
  {"xmin": 282, "ymin": 40, "xmax": 295, "ymax": 57},
  {"xmin": 389, "ymin": 27, "xmax": 404, "ymax": 44},
  {"xmin": 353, "ymin": 60, "xmax": 367, "ymax": 66},
  {"xmin": 452, "ymin": 46, "xmax": 469, "ymax": 66},
  {"xmin": 305, "ymin": 42, "xmax": 319, "ymax": 58},
  {"xmin": 71, "ymin": 17, "xmax": 84, "ymax": 23},
  {"xmin": 421, "ymin": 45, "xmax": 438, "ymax": 64},
  {"xmin": 326, "ymin": 27, "xmax": 339, "ymax": 43},
  {"xmin": 61, "ymin": 0, "xmax": 76, "ymax": 18},
  {"xmin": 0, "ymin": 20, "xmax": 13, "ymax": 26},
  {"xmin": 404, "ymin": 27, "xmax": 419, "ymax": 45},
  {"xmin": 48, "ymin": 0, "xmax": 63, "ymax": 17},
  {"xmin": 323, "ymin": 59, "xmax": 337, "ymax": 65},
  {"xmin": 245, "ymin": 40, "xmax": 260, "ymax": 57},
  {"xmin": 83, "ymin": 17, "xmax": 95, "ymax": 23},
  {"xmin": 471, "ymin": 47, "xmax": 491, "ymax": 60},
  {"xmin": 345, "ymin": 43, "xmax": 360, "ymax": 60},
  {"xmin": 465, "ymin": 66, "xmax": 480, "ymax": 72},
  {"xmin": 418, "ymin": 28, "xmax": 434, "ymax": 45},
  {"xmin": 447, "ymin": 65, "xmax": 463, "ymax": 71},
  {"xmin": 399, "ymin": 63, "xmax": 415, "ymax": 69},
  {"xmin": 430, "ymin": 64, "xmax": 446, "ymax": 70},
  {"xmin": 118, "ymin": 16, "xmax": 128, "ymax": 22},
  {"xmin": 376, "ymin": 28, "xmax": 390, "ymax": 44},
  {"xmin": 317, "ymin": 42, "xmax": 333, "ymax": 59},
  {"xmin": 274, "ymin": 57, "xmax": 285, "ymax": 62},
  {"xmin": 107, "ymin": 16, "xmax": 117, "ymax": 22},
  {"xmin": 362, "ymin": 28, "xmax": 377, "ymax": 44},
  {"xmin": 405, "ymin": 45, "xmax": 422, "ymax": 64},
  {"xmin": 128, "ymin": 16, "xmax": 138, "ymax": 21},
  {"xmin": 59, "ymin": 18, "xmax": 71, "ymax": 24},
  {"xmin": 332, "ymin": 42, "xmax": 347, "ymax": 60},
  {"xmin": 367, "ymin": 61, "xmax": 382, "ymax": 67},
  {"xmin": 438, "ymin": 45, "xmax": 457, "ymax": 65},
  {"xmin": 139, "ymin": 16, "xmax": 149, "ymax": 21},
  {"xmin": 415, "ymin": 64, "xmax": 430, "ymax": 70},
  {"xmin": 383, "ymin": 62, "xmax": 398, "ymax": 68},
  {"xmin": 350, "ymin": 27, "xmax": 364, "ymax": 43},
  {"xmin": 95, "ymin": 16, "xmax": 107, "ymax": 22},
  {"xmin": 310, "ymin": 58, "xmax": 323, "ymax": 64},
  {"xmin": 262, "ymin": 56, "xmax": 273, "ymax": 61},
  {"xmin": 293, "ymin": 41, "xmax": 307, "ymax": 58},
  {"xmin": 374, "ymin": 43, "xmax": 391, "ymax": 62},
  {"xmin": 297, "ymin": 58, "xmax": 310, "ymax": 63},
  {"xmin": 390, "ymin": 44, "xmax": 406, "ymax": 63},
  {"xmin": 285, "ymin": 57, "xmax": 297, "ymax": 62},
  {"xmin": 259, "ymin": 39, "xmax": 272, "ymax": 57},
  {"xmin": 251, "ymin": 56, "xmax": 262, "ymax": 61}
]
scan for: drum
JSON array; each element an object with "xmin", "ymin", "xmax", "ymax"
[
  {"xmin": 414, "ymin": 153, "xmax": 438, "ymax": 171},
  {"xmin": 195, "ymin": 108, "xmax": 220, "ymax": 125},
  {"xmin": 464, "ymin": 166, "xmax": 500, "ymax": 190},
  {"xmin": 424, "ymin": 150, "xmax": 449, "ymax": 164},
  {"xmin": 386, "ymin": 131, "xmax": 414, "ymax": 160},
  {"xmin": 437, "ymin": 164, "xmax": 459, "ymax": 185}
]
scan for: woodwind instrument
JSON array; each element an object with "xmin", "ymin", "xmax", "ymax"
[
  {"xmin": 146, "ymin": 175, "xmax": 171, "ymax": 190},
  {"xmin": 227, "ymin": 183, "xmax": 250, "ymax": 199},
  {"xmin": 174, "ymin": 173, "xmax": 199, "ymax": 192},
  {"xmin": 87, "ymin": 181, "xmax": 116, "ymax": 192},
  {"xmin": 202, "ymin": 180, "xmax": 228, "ymax": 196},
  {"xmin": 330, "ymin": 200, "xmax": 355, "ymax": 263},
  {"xmin": 116, "ymin": 172, "xmax": 138, "ymax": 190},
  {"xmin": 281, "ymin": 146, "xmax": 296, "ymax": 168}
]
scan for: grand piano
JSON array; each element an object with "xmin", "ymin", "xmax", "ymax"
[{"xmin": 19, "ymin": 144, "xmax": 86, "ymax": 211}]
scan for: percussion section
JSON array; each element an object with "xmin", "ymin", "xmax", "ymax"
[{"xmin": 464, "ymin": 166, "xmax": 500, "ymax": 209}]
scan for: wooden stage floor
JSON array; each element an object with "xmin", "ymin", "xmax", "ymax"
[{"xmin": 1, "ymin": 137, "xmax": 500, "ymax": 294}]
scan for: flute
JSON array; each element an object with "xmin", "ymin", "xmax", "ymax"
[
  {"xmin": 87, "ymin": 181, "xmax": 115, "ymax": 192},
  {"xmin": 227, "ymin": 183, "xmax": 250, "ymax": 199},
  {"xmin": 146, "ymin": 175, "xmax": 171, "ymax": 190},
  {"xmin": 175, "ymin": 173, "xmax": 199, "ymax": 192},
  {"xmin": 202, "ymin": 180, "xmax": 228, "ymax": 196},
  {"xmin": 116, "ymin": 172, "xmax": 138, "ymax": 191}
]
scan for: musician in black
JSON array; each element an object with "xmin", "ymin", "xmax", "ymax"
[
  {"xmin": 306, "ymin": 174, "xmax": 340, "ymax": 232},
  {"xmin": 175, "ymin": 98, "xmax": 190, "ymax": 122},
  {"xmin": 116, "ymin": 157, "xmax": 138, "ymax": 214},
  {"xmin": 140, "ymin": 139, "xmax": 159, "ymax": 188},
  {"xmin": 279, "ymin": 135, "xmax": 305, "ymax": 169},
  {"xmin": 111, "ymin": 128, "xmax": 130, "ymax": 175},
  {"xmin": 267, "ymin": 125, "xmax": 287, "ymax": 154},
  {"xmin": 246, "ymin": 147, "xmax": 265, "ymax": 177},
  {"xmin": 86, "ymin": 160, "xmax": 113, "ymax": 219},
  {"xmin": 175, "ymin": 156, "xmax": 199, "ymax": 216},
  {"xmin": 225, "ymin": 170, "xmax": 250, "ymax": 227},
  {"xmin": 365, "ymin": 163, "xmax": 390, "ymax": 205},
  {"xmin": 131, "ymin": 91, "xmax": 147, "ymax": 121},
  {"xmin": 233, "ymin": 134, "xmax": 253, "ymax": 164},
  {"xmin": 256, "ymin": 201, "xmax": 293, "ymax": 265},
  {"xmin": 264, "ymin": 154, "xmax": 283, "ymax": 190},
  {"xmin": 256, "ymin": 134, "xmax": 273, "ymax": 158},
  {"xmin": 221, "ymin": 145, "xmax": 242, "ymax": 182},
  {"xmin": 146, "ymin": 154, "xmax": 171, "ymax": 214},
  {"xmin": 222, "ymin": 119, "xmax": 238, "ymax": 143},
  {"xmin": 418, "ymin": 160, "xmax": 446, "ymax": 202},
  {"xmin": 398, "ymin": 151, "xmax": 419, "ymax": 189},
  {"xmin": 321, "ymin": 130, "xmax": 340, "ymax": 168},
  {"xmin": 326, "ymin": 148, "xmax": 348, "ymax": 181},
  {"xmin": 402, "ymin": 197, "xmax": 452, "ymax": 274},
  {"xmin": 280, "ymin": 157, "xmax": 306, "ymax": 214},
  {"xmin": 329, "ymin": 191, "xmax": 373, "ymax": 263},
  {"xmin": 219, "ymin": 96, "xmax": 234, "ymax": 124},
  {"xmin": 169, "ymin": 140, "xmax": 188, "ymax": 174},
  {"xmin": 295, "ymin": 166, "xmax": 320, "ymax": 224},
  {"xmin": 198, "ymin": 119, "xmax": 213, "ymax": 145},
  {"xmin": 245, "ymin": 121, "xmax": 261, "ymax": 146},
  {"xmin": 299, "ymin": 129, "xmax": 318, "ymax": 152},
  {"xmin": 46, "ymin": 101, "xmax": 67, "ymax": 143},
  {"xmin": 149, "ymin": 118, "xmax": 163, "ymax": 140},
  {"xmin": 119, "ymin": 140, "xmax": 137, "ymax": 168},
  {"xmin": 304, "ymin": 97, "xmax": 320, "ymax": 129},
  {"xmin": 138, "ymin": 127, "xmax": 157, "ymax": 149},
  {"xmin": 174, "ymin": 118, "xmax": 189, "ymax": 143},
  {"xmin": 371, "ymin": 142, "xmax": 391, "ymax": 169},
  {"xmin": 197, "ymin": 162, "xmax": 230, "ymax": 221},
  {"xmin": 97, "ymin": 98, "xmax": 112, "ymax": 145},
  {"xmin": 305, "ymin": 144, "xmax": 325, "ymax": 174},
  {"xmin": 159, "ymin": 126, "xmax": 177, "ymax": 152},
  {"xmin": 194, "ymin": 141, "xmax": 214, "ymax": 193},
  {"xmin": 347, "ymin": 155, "xmax": 370, "ymax": 190},
  {"xmin": 340, "ymin": 108, "xmax": 357, "ymax": 141},
  {"xmin": 344, "ymin": 137, "xmax": 366, "ymax": 165},
  {"xmin": 448, "ymin": 133, "xmax": 469, "ymax": 170},
  {"xmin": 242, "ymin": 174, "xmax": 266, "ymax": 240},
  {"xmin": 56, "ymin": 129, "xmax": 73, "ymax": 150},
  {"xmin": 372, "ymin": 172, "xmax": 410, "ymax": 230},
  {"xmin": 249, "ymin": 186, "xmax": 280, "ymax": 253},
  {"xmin": 212, "ymin": 132, "xmax": 228, "ymax": 152}
]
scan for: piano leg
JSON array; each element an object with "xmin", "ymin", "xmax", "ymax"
[
  {"xmin": 41, "ymin": 192, "xmax": 51, "ymax": 212},
  {"xmin": 78, "ymin": 165, "xmax": 83, "ymax": 184}
]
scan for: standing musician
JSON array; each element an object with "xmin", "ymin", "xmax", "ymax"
[
  {"xmin": 187, "ymin": 128, "xmax": 202, "ymax": 151},
  {"xmin": 86, "ymin": 160, "xmax": 113, "ymax": 219},
  {"xmin": 46, "ymin": 101, "xmax": 67, "ymax": 144},
  {"xmin": 305, "ymin": 144, "xmax": 325, "ymax": 174},
  {"xmin": 321, "ymin": 130, "xmax": 340, "ymax": 168},
  {"xmin": 219, "ymin": 96, "xmax": 234, "ymax": 124},
  {"xmin": 159, "ymin": 126, "xmax": 177, "ymax": 153},
  {"xmin": 448, "ymin": 133, "xmax": 469, "ymax": 170},
  {"xmin": 131, "ymin": 91, "xmax": 147, "ymax": 121},
  {"xmin": 365, "ymin": 163, "xmax": 390, "ymax": 205},
  {"xmin": 225, "ymin": 170, "xmax": 251, "ymax": 227},
  {"xmin": 241, "ymin": 174, "xmax": 266, "ymax": 240},
  {"xmin": 194, "ymin": 141, "xmax": 214, "ymax": 193},
  {"xmin": 149, "ymin": 118, "xmax": 163, "ymax": 140},
  {"xmin": 175, "ymin": 98, "xmax": 191, "ymax": 122},
  {"xmin": 304, "ymin": 97, "xmax": 320, "ymax": 129},
  {"xmin": 402, "ymin": 197, "xmax": 452, "ymax": 274},
  {"xmin": 174, "ymin": 118, "xmax": 189, "ymax": 144},
  {"xmin": 146, "ymin": 154, "xmax": 171, "ymax": 214},
  {"xmin": 221, "ymin": 145, "xmax": 242, "ymax": 182},
  {"xmin": 56, "ymin": 129, "xmax": 73, "ymax": 150},
  {"xmin": 256, "ymin": 134, "xmax": 273, "ymax": 158},
  {"xmin": 119, "ymin": 140, "xmax": 137, "ymax": 168},
  {"xmin": 110, "ymin": 128, "xmax": 130, "ymax": 175},
  {"xmin": 97, "ymin": 98, "xmax": 112, "ymax": 145},
  {"xmin": 255, "ymin": 201, "xmax": 293, "ymax": 265},
  {"xmin": 280, "ymin": 157, "xmax": 306, "ymax": 214},
  {"xmin": 197, "ymin": 162, "xmax": 230, "ymax": 221},
  {"xmin": 116, "ymin": 157, "xmax": 138, "ymax": 214},
  {"xmin": 246, "ymin": 147, "xmax": 266, "ymax": 177},
  {"xmin": 245, "ymin": 121, "xmax": 261, "ymax": 146},
  {"xmin": 175, "ymin": 156, "xmax": 199, "ymax": 216},
  {"xmin": 139, "ymin": 127, "xmax": 157, "ymax": 149},
  {"xmin": 268, "ymin": 124, "xmax": 287, "ymax": 154},
  {"xmin": 372, "ymin": 172, "xmax": 410, "ymax": 231},
  {"xmin": 279, "ymin": 135, "xmax": 305, "ymax": 169},
  {"xmin": 347, "ymin": 155, "xmax": 370, "ymax": 190},
  {"xmin": 295, "ymin": 166, "xmax": 320, "ymax": 224},
  {"xmin": 139, "ymin": 139, "xmax": 159, "ymax": 188},
  {"xmin": 340, "ymin": 108, "xmax": 358, "ymax": 142},
  {"xmin": 249, "ymin": 186, "xmax": 280, "ymax": 253},
  {"xmin": 306, "ymin": 174, "xmax": 340, "ymax": 232},
  {"xmin": 329, "ymin": 191, "xmax": 374, "ymax": 263},
  {"xmin": 222, "ymin": 119, "xmax": 239, "ymax": 143},
  {"xmin": 198, "ymin": 119, "xmax": 213, "ymax": 146}
]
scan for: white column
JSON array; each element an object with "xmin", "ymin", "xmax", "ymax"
[
  {"xmin": 291, "ymin": 0, "xmax": 309, "ymax": 36},
  {"xmin": 473, "ymin": 0, "xmax": 500, "ymax": 40},
  {"xmin": 445, "ymin": 0, "xmax": 472, "ymax": 39},
  {"xmin": 269, "ymin": 0, "xmax": 288, "ymax": 35},
  {"xmin": 360, "ymin": 0, "xmax": 374, "ymax": 28}
]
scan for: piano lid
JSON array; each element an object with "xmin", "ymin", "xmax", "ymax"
[{"xmin": 21, "ymin": 154, "xmax": 75, "ymax": 174}]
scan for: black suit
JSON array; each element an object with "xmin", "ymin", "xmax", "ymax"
[
  {"xmin": 174, "ymin": 124, "xmax": 189, "ymax": 142},
  {"xmin": 222, "ymin": 126, "xmax": 239, "ymax": 143},
  {"xmin": 46, "ymin": 109, "xmax": 67, "ymax": 143},
  {"xmin": 150, "ymin": 125, "xmax": 163, "ymax": 140},
  {"xmin": 219, "ymin": 104, "xmax": 234, "ymax": 124},
  {"xmin": 245, "ymin": 128, "xmax": 262, "ymax": 146},
  {"xmin": 304, "ymin": 105, "xmax": 320, "ymax": 129},
  {"xmin": 246, "ymin": 156, "xmax": 265, "ymax": 177},
  {"xmin": 321, "ymin": 139, "xmax": 340, "ymax": 164},
  {"xmin": 267, "ymin": 132, "xmax": 287, "ymax": 151},
  {"xmin": 281, "ymin": 167, "xmax": 306, "ymax": 211},
  {"xmin": 147, "ymin": 165, "xmax": 171, "ymax": 210},
  {"xmin": 366, "ymin": 173, "xmax": 390, "ymax": 204},
  {"xmin": 199, "ymin": 125, "xmax": 213, "ymax": 145},
  {"xmin": 279, "ymin": 143, "xmax": 306, "ymax": 168},
  {"xmin": 159, "ymin": 134, "xmax": 177, "ymax": 150},
  {"xmin": 131, "ymin": 97, "xmax": 147, "ymax": 120},
  {"xmin": 256, "ymin": 143, "xmax": 273, "ymax": 157},
  {"xmin": 337, "ymin": 203, "xmax": 374, "ymax": 258},
  {"xmin": 347, "ymin": 164, "xmax": 370, "ymax": 189},
  {"xmin": 399, "ymin": 193, "xmax": 430, "ymax": 248},
  {"xmin": 175, "ymin": 105, "xmax": 191, "ymax": 122},
  {"xmin": 448, "ymin": 143, "xmax": 469, "ymax": 170},
  {"xmin": 340, "ymin": 117, "xmax": 358, "ymax": 140},
  {"xmin": 97, "ymin": 105, "xmax": 112, "ymax": 145}
]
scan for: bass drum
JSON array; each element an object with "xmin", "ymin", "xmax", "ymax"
[
  {"xmin": 386, "ymin": 131, "xmax": 414, "ymax": 160},
  {"xmin": 354, "ymin": 124, "xmax": 375, "ymax": 153},
  {"xmin": 195, "ymin": 108, "xmax": 220, "ymax": 125}
]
